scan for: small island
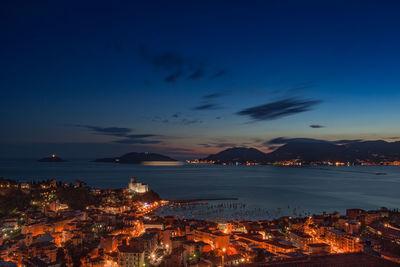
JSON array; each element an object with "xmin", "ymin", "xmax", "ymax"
[
  {"xmin": 38, "ymin": 154, "xmax": 67, "ymax": 162},
  {"xmin": 95, "ymin": 152, "xmax": 178, "ymax": 164}
]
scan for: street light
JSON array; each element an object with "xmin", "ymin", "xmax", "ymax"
[{"xmin": 222, "ymin": 248, "xmax": 226, "ymax": 266}]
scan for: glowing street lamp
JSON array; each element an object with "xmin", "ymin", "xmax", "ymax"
[{"xmin": 222, "ymin": 248, "xmax": 226, "ymax": 266}]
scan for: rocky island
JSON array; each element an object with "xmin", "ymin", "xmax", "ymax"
[
  {"xmin": 95, "ymin": 152, "xmax": 178, "ymax": 164},
  {"xmin": 38, "ymin": 154, "xmax": 67, "ymax": 162}
]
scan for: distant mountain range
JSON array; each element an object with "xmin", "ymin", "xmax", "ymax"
[
  {"xmin": 95, "ymin": 152, "xmax": 177, "ymax": 164},
  {"xmin": 200, "ymin": 140, "xmax": 400, "ymax": 164}
]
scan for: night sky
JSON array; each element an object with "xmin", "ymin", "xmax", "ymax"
[{"xmin": 1, "ymin": 0, "xmax": 400, "ymax": 159}]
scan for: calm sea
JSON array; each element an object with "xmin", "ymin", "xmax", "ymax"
[{"xmin": 1, "ymin": 159, "xmax": 400, "ymax": 219}]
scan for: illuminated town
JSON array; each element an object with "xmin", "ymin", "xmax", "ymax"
[
  {"xmin": 186, "ymin": 159, "xmax": 400, "ymax": 167},
  {"xmin": 1, "ymin": 178, "xmax": 399, "ymax": 266},
  {"xmin": 3, "ymin": 0, "xmax": 400, "ymax": 266}
]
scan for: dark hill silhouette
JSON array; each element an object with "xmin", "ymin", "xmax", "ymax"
[
  {"xmin": 202, "ymin": 147, "xmax": 267, "ymax": 163},
  {"xmin": 265, "ymin": 142, "xmax": 348, "ymax": 163},
  {"xmin": 38, "ymin": 155, "xmax": 67, "ymax": 162},
  {"xmin": 345, "ymin": 140, "xmax": 400, "ymax": 161},
  {"xmin": 200, "ymin": 140, "xmax": 400, "ymax": 164},
  {"xmin": 95, "ymin": 152, "xmax": 176, "ymax": 164}
]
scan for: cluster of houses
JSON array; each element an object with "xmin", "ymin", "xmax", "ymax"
[{"xmin": 0, "ymin": 178, "xmax": 400, "ymax": 266}]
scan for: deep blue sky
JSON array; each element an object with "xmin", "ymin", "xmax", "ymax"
[{"xmin": 1, "ymin": 0, "xmax": 400, "ymax": 159}]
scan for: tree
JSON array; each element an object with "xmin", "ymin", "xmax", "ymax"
[
  {"xmin": 56, "ymin": 247, "xmax": 66, "ymax": 266},
  {"xmin": 253, "ymin": 248, "xmax": 266, "ymax": 262},
  {"xmin": 56, "ymin": 187, "xmax": 98, "ymax": 210},
  {"xmin": 0, "ymin": 189, "xmax": 31, "ymax": 217},
  {"xmin": 64, "ymin": 240, "xmax": 82, "ymax": 267}
]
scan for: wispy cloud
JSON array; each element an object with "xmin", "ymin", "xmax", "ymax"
[
  {"xmin": 181, "ymin": 119, "xmax": 203, "ymax": 125},
  {"xmin": 165, "ymin": 70, "xmax": 183, "ymax": 83},
  {"xmin": 192, "ymin": 103, "xmax": 221, "ymax": 110},
  {"xmin": 198, "ymin": 143, "xmax": 212, "ymax": 148},
  {"xmin": 75, "ymin": 125, "xmax": 132, "ymax": 137},
  {"xmin": 114, "ymin": 133, "xmax": 163, "ymax": 145},
  {"xmin": 265, "ymin": 137, "xmax": 330, "ymax": 145},
  {"xmin": 203, "ymin": 92, "xmax": 227, "ymax": 99},
  {"xmin": 265, "ymin": 137, "xmax": 363, "ymax": 146},
  {"xmin": 193, "ymin": 91, "xmax": 228, "ymax": 112},
  {"xmin": 140, "ymin": 45, "xmax": 185, "ymax": 83},
  {"xmin": 188, "ymin": 68, "xmax": 204, "ymax": 80},
  {"xmin": 198, "ymin": 142, "xmax": 236, "ymax": 148},
  {"xmin": 140, "ymin": 45, "xmax": 184, "ymax": 70},
  {"xmin": 153, "ymin": 52, "xmax": 184, "ymax": 70},
  {"xmin": 197, "ymin": 137, "xmax": 262, "ymax": 149},
  {"xmin": 125, "ymin": 134, "xmax": 160, "ymax": 139},
  {"xmin": 214, "ymin": 142, "xmax": 236, "ymax": 148},
  {"xmin": 237, "ymin": 97, "xmax": 321, "ymax": 121},
  {"xmin": 309, "ymin": 124, "xmax": 325, "ymax": 128},
  {"xmin": 113, "ymin": 139, "xmax": 161, "ymax": 144},
  {"xmin": 210, "ymin": 69, "xmax": 228, "ymax": 79},
  {"xmin": 152, "ymin": 116, "xmax": 202, "ymax": 125},
  {"xmin": 165, "ymin": 147, "xmax": 194, "ymax": 152},
  {"xmin": 140, "ymin": 45, "xmax": 222, "ymax": 84},
  {"xmin": 75, "ymin": 124, "xmax": 163, "ymax": 145}
]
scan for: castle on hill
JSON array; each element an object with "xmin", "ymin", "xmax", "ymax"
[{"xmin": 128, "ymin": 178, "xmax": 148, "ymax": 193}]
